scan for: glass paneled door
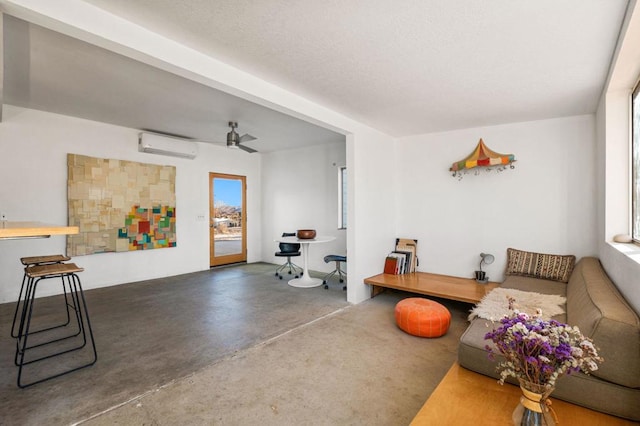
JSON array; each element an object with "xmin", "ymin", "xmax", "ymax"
[{"xmin": 209, "ymin": 173, "xmax": 247, "ymax": 267}]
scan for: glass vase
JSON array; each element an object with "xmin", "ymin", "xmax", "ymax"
[{"xmin": 512, "ymin": 379, "xmax": 556, "ymax": 426}]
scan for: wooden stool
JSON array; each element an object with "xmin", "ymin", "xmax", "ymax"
[
  {"xmin": 395, "ymin": 298, "xmax": 451, "ymax": 338},
  {"xmin": 15, "ymin": 262, "xmax": 97, "ymax": 388},
  {"xmin": 11, "ymin": 255, "xmax": 71, "ymax": 338}
]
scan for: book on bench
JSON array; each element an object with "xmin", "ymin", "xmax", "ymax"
[
  {"xmin": 384, "ymin": 256, "xmax": 399, "ymax": 274},
  {"xmin": 383, "ymin": 238, "xmax": 418, "ymax": 274}
]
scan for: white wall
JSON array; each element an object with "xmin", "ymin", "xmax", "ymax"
[
  {"xmin": 347, "ymin": 129, "xmax": 399, "ymax": 303},
  {"xmin": 0, "ymin": 106, "xmax": 262, "ymax": 303},
  {"xmin": 261, "ymin": 141, "xmax": 347, "ymax": 273},
  {"xmin": 594, "ymin": 0, "xmax": 640, "ymax": 313},
  {"xmin": 395, "ymin": 115, "xmax": 597, "ymax": 283},
  {"xmin": 0, "ymin": 0, "xmax": 399, "ymax": 305},
  {"xmin": 0, "ymin": 105, "xmax": 396, "ymax": 306}
]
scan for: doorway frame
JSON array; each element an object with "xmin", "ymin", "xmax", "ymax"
[{"xmin": 209, "ymin": 172, "xmax": 247, "ymax": 267}]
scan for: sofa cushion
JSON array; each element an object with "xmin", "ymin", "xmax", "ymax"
[
  {"xmin": 458, "ymin": 317, "xmax": 501, "ymax": 376},
  {"xmin": 506, "ymin": 248, "xmax": 576, "ymax": 282},
  {"xmin": 502, "ymin": 275, "xmax": 567, "ymax": 299},
  {"xmin": 566, "ymin": 257, "xmax": 640, "ymax": 388}
]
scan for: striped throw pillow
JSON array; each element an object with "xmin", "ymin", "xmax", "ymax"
[{"xmin": 506, "ymin": 248, "xmax": 576, "ymax": 283}]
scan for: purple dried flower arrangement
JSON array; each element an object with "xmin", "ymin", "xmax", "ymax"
[{"xmin": 484, "ymin": 297, "xmax": 603, "ymax": 388}]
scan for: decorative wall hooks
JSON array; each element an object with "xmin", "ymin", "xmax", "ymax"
[{"xmin": 450, "ymin": 138, "xmax": 516, "ymax": 180}]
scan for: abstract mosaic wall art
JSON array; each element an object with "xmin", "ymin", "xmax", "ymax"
[{"xmin": 67, "ymin": 154, "xmax": 176, "ymax": 256}]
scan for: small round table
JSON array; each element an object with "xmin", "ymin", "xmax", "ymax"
[{"xmin": 276, "ymin": 235, "xmax": 335, "ymax": 288}]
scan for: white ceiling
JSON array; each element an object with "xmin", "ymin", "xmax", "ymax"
[
  {"xmin": 2, "ymin": 15, "xmax": 345, "ymax": 153},
  {"xmin": 1, "ymin": 1, "xmax": 631, "ymax": 150}
]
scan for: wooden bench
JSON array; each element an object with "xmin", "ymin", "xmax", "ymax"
[{"xmin": 364, "ymin": 271, "xmax": 499, "ymax": 304}]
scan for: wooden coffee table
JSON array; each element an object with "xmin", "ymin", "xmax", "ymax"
[
  {"xmin": 364, "ymin": 272, "xmax": 499, "ymax": 304},
  {"xmin": 411, "ymin": 362, "xmax": 635, "ymax": 425}
]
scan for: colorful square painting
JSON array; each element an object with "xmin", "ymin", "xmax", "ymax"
[{"xmin": 67, "ymin": 154, "xmax": 176, "ymax": 256}]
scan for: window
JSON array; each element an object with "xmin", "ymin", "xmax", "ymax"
[
  {"xmin": 338, "ymin": 167, "xmax": 347, "ymax": 229},
  {"xmin": 633, "ymin": 82, "xmax": 640, "ymax": 241}
]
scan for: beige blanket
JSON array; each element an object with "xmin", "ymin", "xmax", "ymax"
[{"xmin": 468, "ymin": 287, "xmax": 566, "ymax": 321}]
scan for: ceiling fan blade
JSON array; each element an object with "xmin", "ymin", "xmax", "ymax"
[
  {"xmin": 239, "ymin": 134, "xmax": 257, "ymax": 143},
  {"xmin": 238, "ymin": 144, "xmax": 257, "ymax": 154}
]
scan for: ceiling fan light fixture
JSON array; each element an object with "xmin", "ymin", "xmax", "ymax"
[
  {"xmin": 226, "ymin": 121, "xmax": 239, "ymax": 148},
  {"xmin": 226, "ymin": 133, "xmax": 239, "ymax": 148},
  {"xmin": 224, "ymin": 121, "xmax": 258, "ymax": 153}
]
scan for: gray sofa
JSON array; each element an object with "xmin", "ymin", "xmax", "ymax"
[{"xmin": 458, "ymin": 257, "xmax": 640, "ymax": 421}]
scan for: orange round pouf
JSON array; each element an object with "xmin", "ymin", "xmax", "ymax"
[{"xmin": 394, "ymin": 298, "xmax": 451, "ymax": 337}]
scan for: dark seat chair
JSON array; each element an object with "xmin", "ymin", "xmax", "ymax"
[
  {"xmin": 275, "ymin": 232, "xmax": 303, "ymax": 279},
  {"xmin": 322, "ymin": 255, "xmax": 347, "ymax": 290}
]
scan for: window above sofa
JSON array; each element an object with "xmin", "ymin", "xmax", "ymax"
[{"xmin": 633, "ymin": 81, "xmax": 640, "ymax": 243}]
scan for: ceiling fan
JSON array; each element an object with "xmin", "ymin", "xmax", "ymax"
[{"xmin": 226, "ymin": 121, "xmax": 258, "ymax": 153}]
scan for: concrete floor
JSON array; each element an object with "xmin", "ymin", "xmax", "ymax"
[{"xmin": 0, "ymin": 263, "xmax": 471, "ymax": 425}]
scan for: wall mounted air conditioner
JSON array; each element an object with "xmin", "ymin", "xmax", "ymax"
[{"xmin": 138, "ymin": 132, "xmax": 198, "ymax": 159}]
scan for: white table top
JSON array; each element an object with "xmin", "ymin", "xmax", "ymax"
[{"xmin": 276, "ymin": 235, "xmax": 335, "ymax": 244}]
